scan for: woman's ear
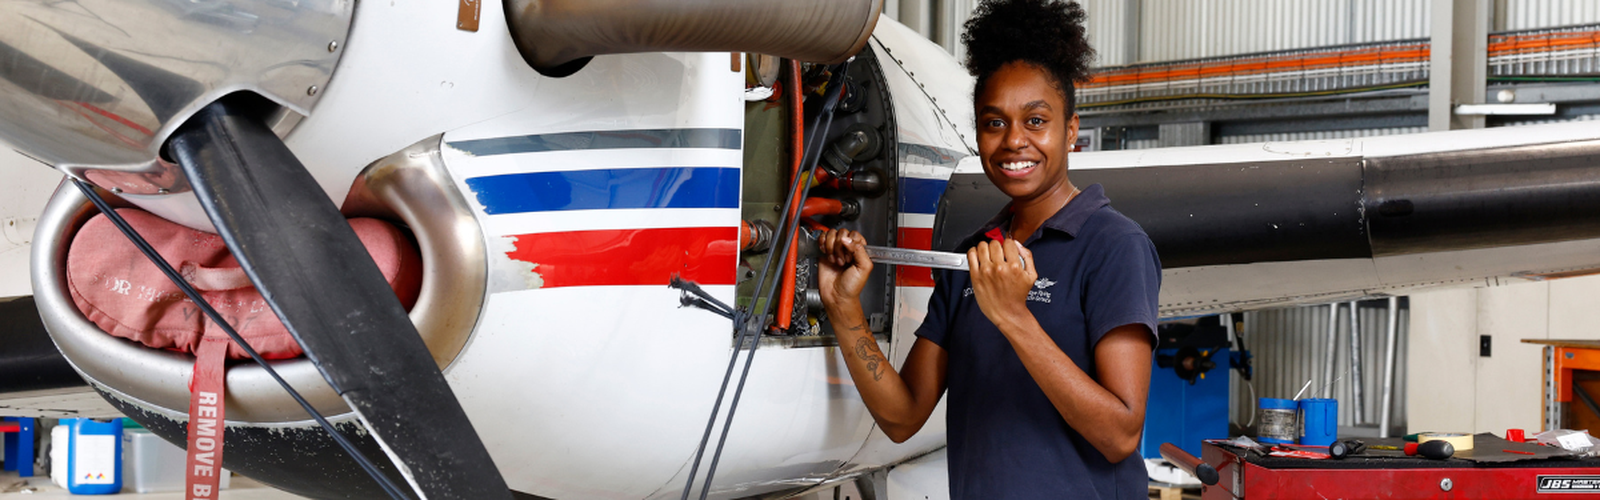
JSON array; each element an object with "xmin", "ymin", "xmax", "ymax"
[{"xmin": 1066, "ymin": 113, "xmax": 1081, "ymax": 152}]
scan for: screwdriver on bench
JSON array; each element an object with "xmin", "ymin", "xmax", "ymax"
[{"xmin": 1369, "ymin": 440, "xmax": 1455, "ymax": 460}]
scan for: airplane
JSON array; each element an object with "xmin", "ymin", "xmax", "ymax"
[{"xmin": 3, "ymin": 0, "xmax": 1600, "ymax": 498}]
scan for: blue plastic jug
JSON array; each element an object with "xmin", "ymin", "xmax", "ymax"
[{"xmin": 64, "ymin": 418, "xmax": 123, "ymax": 494}]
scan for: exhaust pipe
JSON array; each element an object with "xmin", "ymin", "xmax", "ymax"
[{"xmin": 505, "ymin": 0, "xmax": 882, "ymax": 73}]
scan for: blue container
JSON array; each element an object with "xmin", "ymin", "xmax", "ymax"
[
  {"xmin": 64, "ymin": 418, "xmax": 122, "ymax": 495},
  {"xmin": 1299, "ymin": 398, "xmax": 1339, "ymax": 447},
  {"xmin": 1257, "ymin": 398, "xmax": 1298, "ymax": 444}
]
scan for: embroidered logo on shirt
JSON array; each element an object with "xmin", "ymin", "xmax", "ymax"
[
  {"xmin": 962, "ymin": 277, "xmax": 1056, "ymax": 303},
  {"xmin": 1027, "ymin": 277, "xmax": 1054, "ymax": 304}
]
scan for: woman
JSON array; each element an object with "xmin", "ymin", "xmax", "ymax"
[{"xmin": 816, "ymin": 1, "xmax": 1161, "ymax": 498}]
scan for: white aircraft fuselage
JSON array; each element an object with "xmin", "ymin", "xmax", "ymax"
[{"xmin": 6, "ymin": 0, "xmax": 1600, "ymax": 499}]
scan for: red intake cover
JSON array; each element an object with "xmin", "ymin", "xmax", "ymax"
[{"xmin": 67, "ymin": 209, "xmax": 423, "ymax": 360}]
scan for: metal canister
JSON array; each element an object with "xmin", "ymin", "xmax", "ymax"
[{"xmin": 1257, "ymin": 398, "xmax": 1299, "ymax": 444}]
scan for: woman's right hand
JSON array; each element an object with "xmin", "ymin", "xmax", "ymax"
[{"xmin": 817, "ymin": 228, "xmax": 873, "ymax": 310}]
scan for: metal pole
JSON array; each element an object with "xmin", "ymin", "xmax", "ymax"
[
  {"xmin": 1223, "ymin": 312, "xmax": 1235, "ymax": 347},
  {"xmin": 1224, "ymin": 313, "xmax": 1237, "ymax": 425},
  {"xmin": 1379, "ymin": 296, "xmax": 1400, "ymax": 438},
  {"xmin": 1324, "ymin": 303, "xmax": 1339, "ymax": 398},
  {"xmin": 1348, "ymin": 301, "xmax": 1366, "ymax": 425}
]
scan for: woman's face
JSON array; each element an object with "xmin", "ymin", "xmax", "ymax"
[{"xmin": 974, "ymin": 61, "xmax": 1080, "ymax": 204}]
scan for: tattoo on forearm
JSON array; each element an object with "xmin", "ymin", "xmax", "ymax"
[{"xmin": 853, "ymin": 333, "xmax": 887, "ymax": 381}]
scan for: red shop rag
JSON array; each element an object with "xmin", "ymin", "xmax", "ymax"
[{"xmin": 67, "ymin": 209, "xmax": 422, "ymax": 499}]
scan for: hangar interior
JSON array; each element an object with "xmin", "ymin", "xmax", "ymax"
[{"xmin": 2, "ymin": 0, "xmax": 1600, "ymax": 498}]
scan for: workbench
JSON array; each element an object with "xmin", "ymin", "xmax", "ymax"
[{"xmin": 1184, "ymin": 434, "xmax": 1600, "ymax": 499}]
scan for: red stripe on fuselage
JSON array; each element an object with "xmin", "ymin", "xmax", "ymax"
[
  {"xmin": 896, "ymin": 227, "xmax": 935, "ymax": 287},
  {"xmin": 506, "ymin": 227, "xmax": 738, "ymax": 288}
]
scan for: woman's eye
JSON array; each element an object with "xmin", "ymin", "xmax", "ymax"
[
  {"xmin": 1027, "ymin": 117, "xmax": 1045, "ymax": 126},
  {"xmin": 986, "ymin": 119, "xmax": 1004, "ymax": 128}
]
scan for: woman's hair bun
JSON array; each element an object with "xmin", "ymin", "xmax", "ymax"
[{"xmin": 962, "ymin": 0, "xmax": 1096, "ymax": 111}]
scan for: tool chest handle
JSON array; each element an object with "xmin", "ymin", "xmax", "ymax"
[{"xmin": 1160, "ymin": 442, "xmax": 1219, "ymax": 486}]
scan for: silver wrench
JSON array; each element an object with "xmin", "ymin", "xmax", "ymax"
[{"xmin": 865, "ymin": 246, "xmax": 970, "ymax": 271}]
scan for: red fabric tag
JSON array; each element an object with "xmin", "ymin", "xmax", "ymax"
[
  {"xmin": 184, "ymin": 336, "xmax": 228, "ymax": 499},
  {"xmin": 984, "ymin": 226, "xmax": 1005, "ymax": 242}
]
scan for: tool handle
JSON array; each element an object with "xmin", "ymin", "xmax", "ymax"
[
  {"xmin": 1160, "ymin": 443, "xmax": 1219, "ymax": 486},
  {"xmin": 1417, "ymin": 440, "xmax": 1455, "ymax": 460}
]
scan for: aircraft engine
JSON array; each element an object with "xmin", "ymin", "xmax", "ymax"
[
  {"xmin": 734, "ymin": 49, "xmax": 899, "ymax": 338},
  {"xmin": 29, "ymin": 135, "xmax": 492, "ymax": 497}
]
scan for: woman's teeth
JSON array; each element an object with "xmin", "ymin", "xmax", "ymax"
[{"xmin": 1001, "ymin": 161, "xmax": 1037, "ymax": 171}]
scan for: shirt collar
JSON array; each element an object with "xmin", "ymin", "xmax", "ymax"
[{"xmin": 979, "ymin": 183, "xmax": 1111, "ymax": 241}]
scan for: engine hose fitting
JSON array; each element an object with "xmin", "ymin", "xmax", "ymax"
[
  {"xmin": 834, "ymin": 169, "xmax": 884, "ymax": 196},
  {"xmin": 804, "ymin": 288, "xmax": 824, "ymax": 313},
  {"xmin": 820, "ymin": 123, "xmax": 881, "ymax": 175},
  {"xmin": 739, "ymin": 219, "xmax": 776, "ymax": 253},
  {"xmin": 800, "ymin": 197, "xmax": 861, "ymax": 221}
]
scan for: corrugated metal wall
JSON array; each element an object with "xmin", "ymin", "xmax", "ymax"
[
  {"xmin": 1229, "ymin": 302, "xmax": 1410, "ymax": 430},
  {"xmin": 922, "ymin": 0, "xmax": 1599, "ymax": 66},
  {"xmin": 1137, "ymin": 0, "xmax": 1430, "ymax": 63},
  {"xmin": 1216, "ymin": 126, "xmax": 1429, "ymax": 145},
  {"xmin": 1500, "ymin": 0, "xmax": 1600, "ymax": 31},
  {"xmin": 1121, "ymin": 138, "xmax": 1160, "ymax": 150},
  {"xmin": 1118, "ymin": 118, "xmax": 1592, "ymax": 151},
  {"xmin": 1083, "ymin": 0, "xmax": 1135, "ymax": 68}
]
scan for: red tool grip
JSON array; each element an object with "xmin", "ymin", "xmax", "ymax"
[{"xmin": 1161, "ymin": 442, "xmax": 1219, "ymax": 486}]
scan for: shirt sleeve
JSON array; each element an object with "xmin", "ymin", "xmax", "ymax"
[
  {"xmin": 913, "ymin": 267, "xmax": 955, "ymax": 348},
  {"xmin": 1085, "ymin": 231, "xmax": 1162, "ymax": 348}
]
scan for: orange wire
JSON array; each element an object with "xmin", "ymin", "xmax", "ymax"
[{"xmin": 777, "ymin": 60, "xmax": 803, "ymax": 331}]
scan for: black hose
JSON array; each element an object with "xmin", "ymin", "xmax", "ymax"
[
  {"xmin": 679, "ymin": 60, "xmax": 852, "ymax": 500},
  {"xmin": 71, "ymin": 180, "xmax": 413, "ymax": 500}
]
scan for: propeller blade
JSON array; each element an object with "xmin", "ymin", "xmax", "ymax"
[{"xmin": 165, "ymin": 98, "xmax": 511, "ymax": 500}]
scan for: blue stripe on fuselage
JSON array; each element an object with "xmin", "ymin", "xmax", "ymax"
[
  {"xmin": 465, "ymin": 167, "xmax": 740, "ymax": 214},
  {"xmin": 900, "ymin": 177, "xmax": 949, "ymax": 215}
]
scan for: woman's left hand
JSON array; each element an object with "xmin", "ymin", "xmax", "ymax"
[{"xmin": 968, "ymin": 238, "xmax": 1037, "ymax": 329}]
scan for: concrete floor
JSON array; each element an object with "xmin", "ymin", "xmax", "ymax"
[{"xmin": 0, "ymin": 469, "xmax": 305, "ymax": 499}]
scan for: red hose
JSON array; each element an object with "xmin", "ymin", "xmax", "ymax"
[
  {"xmin": 800, "ymin": 197, "xmax": 844, "ymax": 219},
  {"xmin": 777, "ymin": 60, "xmax": 803, "ymax": 331}
]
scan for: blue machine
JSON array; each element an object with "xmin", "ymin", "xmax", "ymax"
[
  {"xmin": 1139, "ymin": 316, "xmax": 1247, "ymax": 460},
  {"xmin": 2, "ymin": 417, "xmax": 34, "ymax": 477}
]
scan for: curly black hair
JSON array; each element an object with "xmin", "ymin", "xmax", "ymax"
[{"xmin": 962, "ymin": 0, "xmax": 1096, "ymax": 113}]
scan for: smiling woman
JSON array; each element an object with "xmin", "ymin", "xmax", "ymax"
[{"xmin": 817, "ymin": 1, "xmax": 1161, "ymax": 499}]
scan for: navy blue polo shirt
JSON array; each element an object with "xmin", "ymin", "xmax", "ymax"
[{"xmin": 916, "ymin": 183, "xmax": 1161, "ymax": 500}]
